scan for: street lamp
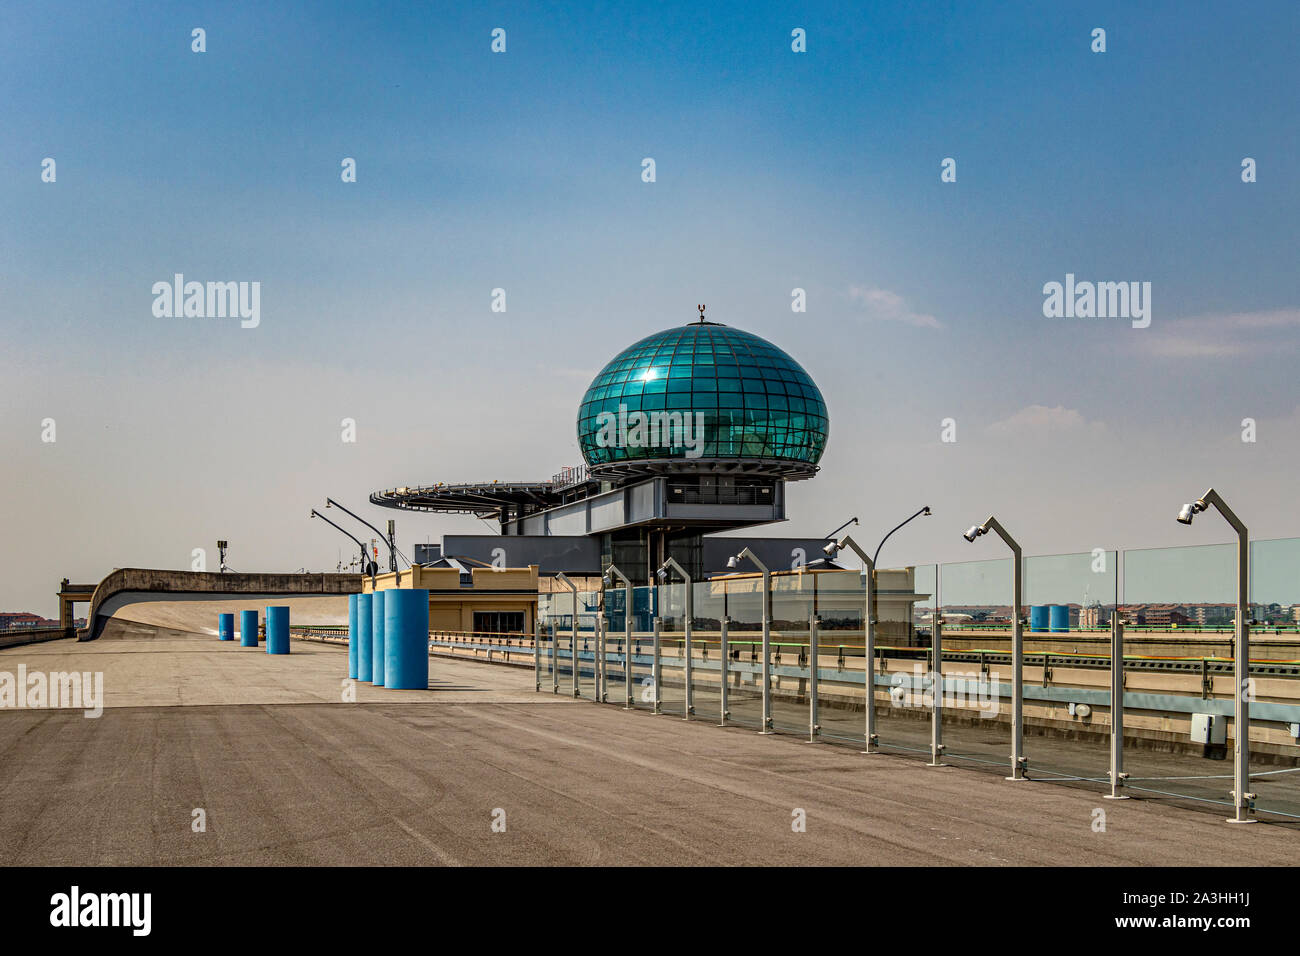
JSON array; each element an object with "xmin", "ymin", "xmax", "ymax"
[
  {"xmin": 604, "ymin": 564, "xmax": 634, "ymax": 709},
  {"xmin": 310, "ymin": 510, "xmax": 373, "ymax": 585},
  {"xmin": 326, "ymin": 498, "xmax": 401, "ymax": 586},
  {"xmin": 729, "ymin": 547, "xmax": 773, "ymax": 733},
  {"xmin": 1177, "ymin": 487, "xmax": 1255, "ymax": 824},
  {"xmin": 963, "ymin": 515, "xmax": 1027, "ymax": 781},
  {"xmin": 657, "ymin": 557, "xmax": 694, "ymax": 718},
  {"xmin": 556, "ymin": 572, "xmax": 581, "ymax": 699},
  {"xmin": 873, "ymin": 506, "xmax": 931, "ymax": 567}
]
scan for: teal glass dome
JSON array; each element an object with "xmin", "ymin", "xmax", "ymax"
[{"xmin": 577, "ymin": 321, "xmax": 829, "ymax": 477}]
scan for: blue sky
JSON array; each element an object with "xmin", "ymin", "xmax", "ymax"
[{"xmin": 2, "ymin": 1, "xmax": 1298, "ymax": 614}]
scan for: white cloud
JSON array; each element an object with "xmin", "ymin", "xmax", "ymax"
[
  {"xmin": 1141, "ymin": 308, "xmax": 1300, "ymax": 359},
  {"xmin": 848, "ymin": 286, "xmax": 941, "ymax": 328},
  {"xmin": 986, "ymin": 404, "xmax": 1106, "ymax": 437}
]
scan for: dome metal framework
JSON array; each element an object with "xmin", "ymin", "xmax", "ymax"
[{"xmin": 577, "ymin": 320, "xmax": 829, "ymax": 481}]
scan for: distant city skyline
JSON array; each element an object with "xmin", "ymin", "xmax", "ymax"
[{"xmin": 3, "ymin": 1, "xmax": 1298, "ymax": 615}]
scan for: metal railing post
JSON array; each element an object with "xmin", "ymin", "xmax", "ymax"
[
  {"xmin": 597, "ymin": 613, "xmax": 607, "ymax": 702},
  {"xmin": 928, "ymin": 617, "xmax": 945, "ymax": 766},
  {"xmin": 624, "ymin": 587, "xmax": 634, "ymax": 710},
  {"xmin": 760, "ymin": 570, "xmax": 773, "ymax": 733},
  {"xmin": 571, "ymin": 606, "xmax": 580, "ymax": 699},
  {"xmin": 652, "ymin": 618, "xmax": 662, "ymax": 714},
  {"xmin": 1009, "ymin": 550, "xmax": 1026, "ymax": 780},
  {"xmin": 550, "ymin": 623, "xmax": 558, "ymax": 694},
  {"xmin": 719, "ymin": 617, "xmax": 730, "ymax": 727},
  {"xmin": 534, "ymin": 620, "xmax": 541, "ymax": 692},
  {"xmin": 1106, "ymin": 615, "xmax": 1129, "ymax": 799},
  {"xmin": 808, "ymin": 613, "xmax": 819, "ymax": 742},
  {"xmin": 683, "ymin": 588, "xmax": 694, "ymax": 718}
]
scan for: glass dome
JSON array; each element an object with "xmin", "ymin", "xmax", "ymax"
[{"xmin": 577, "ymin": 321, "xmax": 829, "ymax": 477}]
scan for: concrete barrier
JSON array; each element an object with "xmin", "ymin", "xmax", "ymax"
[
  {"xmin": 78, "ymin": 568, "xmax": 363, "ymax": 641},
  {"xmin": 371, "ymin": 591, "xmax": 386, "ymax": 686},
  {"xmin": 357, "ymin": 593, "xmax": 373, "ymax": 682},
  {"xmin": 266, "ymin": 606, "xmax": 289, "ymax": 654},
  {"xmin": 384, "ymin": 589, "xmax": 430, "ymax": 690},
  {"xmin": 240, "ymin": 610, "xmax": 259, "ymax": 648},
  {"xmin": 219, "ymin": 612, "xmax": 235, "ymax": 642}
]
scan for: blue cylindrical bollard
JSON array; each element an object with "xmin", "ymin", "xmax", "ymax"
[
  {"xmin": 357, "ymin": 593, "xmax": 373, "ymax": 682},
  {"xmin": 1049, "ymin": 604, "xmax": 1070, "ymax": 633},
  {"xmin": 218, "ymin": 612, "xmax": 234, "ymax": 641},
  {"xmin": 347, "ymin": 594, "xmax": 359, "ymax": 679},
  {"xmin": 240, "ymin": 609, "xmax": 259, "ymax": 647},
  {"xmin": 1029, "ymin": 605, "xmax": 1050, "ymax": 633},
  {"xmin": 384, "ymin": 588, "xmax": 429, "ymax": 690},
  {"xmin": 266, "ymin": 605, "xmax": 290, "ymax": 654},
  {"xmin": 371, "ymin": 590, "xmax": 386, "ymax": 686}
]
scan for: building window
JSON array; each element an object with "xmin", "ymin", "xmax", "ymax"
[{"xmin": 473, "ymin": 611, "xmax": 525, "ymax": 635}]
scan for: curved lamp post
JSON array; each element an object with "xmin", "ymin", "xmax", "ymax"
[
  {"xmin": 326, "ymin": 497, "xmax": 400, "ymax": 586},
  {"xmin": 1177, "ymin": 487, "xmax": 1254, "ymax": 824},
  {"xmin": 656, "ymin": 557, "xmax": 694, "ymax": 718},
  {"xmin": 963, "ymin": 516, "xmax": 1026, "ymax": 781},
  {"xmin": 727, "ymin": 548, "xmax": 772, "ymax": 733},
  {"xmin": 603, "ymin": 564, "xmax": 634, "ymax": 709},
  {"xmin": 310, "ymin": 509, "xmax": 372, "ymax": 586}
]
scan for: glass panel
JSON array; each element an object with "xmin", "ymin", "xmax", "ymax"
[
  {"xmin": 936, "ymin": 557, "xmax": 1015, "ymax": 775},
  {"xmin": 602, "ymin": 585, "xmax": 632, "ymax": 706},
  {"xmin": 656, "ymin": 581, "xmax": 688, "ymax": 716},
  {"xmin": 691, "ymin": 578, "xmax": 727, "ymax": 722},
  {"xmin": 804, "ymin": 569, "xmax": 863, "ymax": 746},
  {"xmin": 576, "ymin": 591, "xmax": 599, "ymax": 702},
  {"xmin": 770, "ymin": 572, "xmax": 815, "ymax": 736},
  {"xmin": 1016, "ymin": 551, "xmax": 1118, "ymax": 791},
  {"xmin": 1247, "ymin": 537, "xmax": 1300, "ymax": 823},
  {"xmin": 1120, "ymin": 543, "xmax": 1239, "ymax": 814},
  {"xmin": 628, "ymin": 586, "xmax": 656, "ymax": 711},
  {"xmin": 872, "ymin": 564, "xmax": 935, "ymax": 758},
  {"xmin": 721, "ymin": 573, "xmax": 765, "ymax": 729}
]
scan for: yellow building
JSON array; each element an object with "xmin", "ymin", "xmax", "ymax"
[{"xmin": 363, "ymin": 564, "xmax": 539, "ymax": 635}]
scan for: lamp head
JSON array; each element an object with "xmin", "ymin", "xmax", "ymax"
[
  {"xmin": 963, "ymin": 525, "xmax": 985, "ymax": 543},
  {"xmin": 656, "ymin": 566, "xmax": 668, "ymax": 582},
  {"xmin": 922, "ymin": 506, "xmax": 932, "ymax": 517},
  {"xmin": 1177, "ymin": 500, "xmax": 1207, "ymax": 525},
  {"xmin": 602, "ymin": 573, "xmax": 613, "ymax": 587},
  {"xmin": 727, "ymin": 555, "xmax": 740, "ymax": 569},
  {"xmin": 823, "ymin": 541, "xmax": 841, "ymax": 558}
]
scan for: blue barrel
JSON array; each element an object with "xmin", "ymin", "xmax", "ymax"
[
  {"xmin": 371, "ymin": 590, "xmax": 386, "ymax": 686},
  {"xmin": 218, "ymin": 612, "xmax": 234, "ymax": 641},
  {"xmin": 357, "ymin": 593, "xmax": 373, "ymax": 682},
  {"xmin": 1029, "ymin": 605, "xmax": 1050, "ymax": 633},
  {"xmin": 1049, "ymin": 604, "xmax": 1070, "ymax": 633},
  {"xmin": 266, "ymin": 605, "xmax": 290, "ymax": 654},
  {"xmin": 240, "ymin": 609, "xmax": 259, "ymax": 647},
  {"xmin": 347, "ymin": 594, "xmax": 359, "ymax": 679},
  {"xmin": 384, "ymin": 588, "xmax": 429, "ymax": 690}
]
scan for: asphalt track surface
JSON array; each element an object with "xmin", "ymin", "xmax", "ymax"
[{"xmin": 1, "ymin": 617, "xmax": 1298, "ymax": 866}]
